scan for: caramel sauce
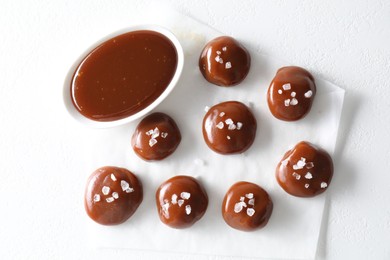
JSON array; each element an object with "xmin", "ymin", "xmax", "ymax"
[{"xmin": 71, "ymin": 30, "xmax": 178, "ymax": 121}]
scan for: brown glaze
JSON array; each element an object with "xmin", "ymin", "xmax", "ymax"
[
  {"xmin": 155, "ymin": 176, "xmax": 208, "ymax": 229},
  {"xmin": 222, "ymin": 182, "xmax": 273, "ymax": 231},
  {"xmin": 71, "ymin": 30, "xmax": 178, "ymax": 121},
  {"xmin": 199, "ymin": 36, "xmax": 251, "ymax": 86},
  {"xmin": 276, "ymin": 141, "xmax": 333, "ymax": 197},
  {"xmin": 202, "ymin": 101, "xmax": 256, "ymax": 154},
  {"xmin": 84, "ymin": 166, "xmax": 143, "ymax": 225},
  {"xmin": 267, "ymin": 66, "xmax": 316, "ymax": 121},
  {"xmin": 131, "ymin": 112, "xmax": 181, "ymax": 161}
]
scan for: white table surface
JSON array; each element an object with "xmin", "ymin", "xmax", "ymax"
[{"xmin": 0, "ymin": 1, "xmax": 389, "ymax": 259}]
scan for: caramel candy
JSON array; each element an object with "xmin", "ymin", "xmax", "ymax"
[
  {"xmin": 155, "ymin": 176, "xmax": 208, "ymax": 229},
  {"xmin": 131, "ymin": 112, "xmax": 181, "ymax": 161},
  {"xmin": 199, "ymin": 36, "xmax": 250, "ymax": 86},
  {"xmin": 267, "ymin": 66, "xmax": 316, "ymax": 121},
  {"xmin": 222, "ymin": 182, "xmax": 273, "ymax": 231},
  {"xmin": 84, "ymin": 166, "xmax": 143, "ymax": 225},
  {"xmin": 276, "ymin": 141, "xmax": 333, "ymax": 197},
  {"xmin": 202, "ymin": 101, "xmax": 257, "ymax": 154}
]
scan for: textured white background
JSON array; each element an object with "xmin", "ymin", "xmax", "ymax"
[{"xmin": 0, "ymin": 1, "xmax": 389, "ymax": 260}]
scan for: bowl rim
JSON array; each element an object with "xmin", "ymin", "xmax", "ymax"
[{"xmin": 63, "ymin": 24, "xmax": 185, "ymax": 128}]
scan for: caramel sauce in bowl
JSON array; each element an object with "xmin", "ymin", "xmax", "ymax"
[{"xmin": 63, "ymin": 25, "xmax": 184, "ymax": 128}]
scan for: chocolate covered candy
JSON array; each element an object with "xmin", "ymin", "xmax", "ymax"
[
  {"xmin": 276, "ymin": 141, "xmax": 333, "ymax": 197},
  {"xmin": 156, "ymin": 176, "xmax": 208, "ymax": 229},
  {"xmin": 84, "ymin": 166, "xmax": 143, "ymax": 225},
  {"xmin": 199, "ymin": 36, "xmax": 250, "ymax": 86},
  {"xmin": 267, "ymin": 66, "xmax": 316, "ymax": 121}
]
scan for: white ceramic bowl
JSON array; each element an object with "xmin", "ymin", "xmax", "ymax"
[{"xmin": 63, "ymin": 25, "xmax": 184, "ymax": 128}]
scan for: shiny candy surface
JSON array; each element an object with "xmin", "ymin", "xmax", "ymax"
[
  {"xmin": 276, "ymin": 141, "xmax": 333, "ymax": 197},
  {"xmin": 267, "ymin": 66, "xmax": 316, "ymax": 121},
  {"xmin": 131, "ymin": 112, "xmax": 181, "ymax": 161},
  {"xmin": 199, "ymin": 36, "xmax": 250, "ymax": 86},
  {"xmin": 222, "ymin": 181, "xmax": 273, "ymax": 231},
  {"xmin": 202, "ymin": 101, "xmax": 257, "ymax": 154},
  {"xmin": 84, "ymin": 166, "xmax": 143, "ymax": 225},
  {"xmin": 155, "ymin": 176, "xmax": 208, "ymax": 229}
]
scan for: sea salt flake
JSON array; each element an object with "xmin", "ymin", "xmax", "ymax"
[
  {"xmin": 110, "ymin": 174, "xmax": 117, "ymax": 181},
  {"xmin": 228, "ymin": 123, "xmax": 236, "ymax": 130},
  {"xmin": 321, "ymin": 182, "xmax": 328, "ymax": 188},
  {"xmin": 281, "ymin": 159, "xmax": 289, "ymax": 166},
  {"xmin": 216, "ymin": 122, "xmax": 224, "ymax": 129},
  {"xmin": 245, "ymin": 193, "xmax": 254, "ymax": 199},
  {"xmin": 161, "ymin": 132, "xmax": 168, "ymax": 138},
  {"xmin": 162, "ymin": 203, "xmax": 170, "ymax": 218},
  {"xmin": 290, "ymin": 98, "xmax": 298, "ymax": 106},
  {"xmin": 121, "ymin": 180, "xmax": 129, "ymax": 191},
  {"xmin": 236, "ymin": 122, "xmax": 243, "ymax": 130},
  {"xmin": 180, "ymin": 192, "xmax": 191, "ymax": 200},
  {"xmin": 93, "ymin": 194, "xmax": 101, "ymax": 202},
  {"xmin": 227, "ymin": 136, "xmax": 231, "ymax": 140},
  {"xmin": 291, "ymin": 92, "xmax": 296, "ymax": 97},
  {"xmin": 284, "ymin": 99, "xmax": 290, "ymax": 106},
  {"xmin": 304, "ymin": 183, "xmax": 310, "ymax": 189},
  {"xmin": 234, "ymin": 203, "xmax": 243, "ymax": 213},
  {"xmin": 306, "ymin": 162, "xmax": 314, "ymax": 169},
  {"xmin": 151, "ymin": 127, "xmax": 160, "ymax": 139},
  {"xmin": 106, "ymin": 197, "xmax": 114, "ymax": 203},
  {"xmin": 304, "ymin": 90, "xmax": 313, "ymax": 98},
  {"xmin": 146, "ymin": 129, "xmax": 154, "ymax": 136},
  {"xmin": 240, "ymin": 196, "xmax": 245, "ymax": 202},
  {"xmin": 282, "ymin": 83, "xmax": 291, "ymax": 90},
  {"xmin": 297, "ymin": 158, "xmax": 306, "ymax": 167},
  {"xmin": 225, "ymin": 62, "xmax": 232, "ymax": 69},
  {"xmin": 292, "ymin": 172, "xmax": 301, "ymax": 180},
  {"xmin": 204, "ymin": 106, "xmax": 210, "ymax": 112},
  {"xmin": 234, "ymin": 202, "xmax": 247, "ymax": 213},
  {"xmin": 219, "ymin": 112, "xmax": 225, "ymax": 117},
  {"xmin": 162, "ymin": 203, "xmax": 170, "ymax": 211},
  {"xmin": 216, "ymin": 50, "xmax": 221, "ymax": 55},
  {"xmin": 247, "ymin": 208, "xmax": 255, "ymax": 217},
  {"xmin": 102, "ymin": 186, "xmax": 110, "ymax": 195},
  {"xmin": 248, "ymin": 199, "xmax": 255, "ymax": 206},
  {"xmin": 293, "ymin": 158, "xmax": 306, "ymax": 170},
  {"xmin": 112, "ymin": 192, "xmax": 119, "ymax": 199},
  {"xmin": 278, "ymin": 89, "xmax": 283, "ymax": 94},
  {"xmin": 305, "ymin": 172, "xmax": 313, "ymax": 179},
  {"xmin": 215, "ymin": 55, "xmax": 223, "ymax": 63},
  {"xmin": 225, "ymin": 118, "xmax": 233, "ymax": 125},
  {"xmin": 149, "ymin": 138, "xmax": 157, "ymax": 147},
  {"xmin": 222, "ymin": 46, "xmax": 227, "ymax": 51},
  {"xmin": 125, "ymin": 187, "xmax": 134, "ymax": 193},
  {"xmin": 171, "ymin": 194, "xmax": 178, "ymax": 204},
  {"xmin": 185, "ymin": 205, "xmax": 192, "ymax": 215},
  {"xmin": 178, "ymin": 199, "xmax": 184, "ymax": 207}
]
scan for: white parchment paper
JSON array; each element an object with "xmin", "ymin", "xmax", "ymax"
[{"xmin": 81, "ymin": 10, "xmax": 345, "ymax": 260}]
